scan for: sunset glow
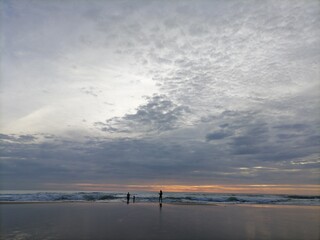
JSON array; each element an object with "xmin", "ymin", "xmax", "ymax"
[{"xmin": 60, "ymin": 183, "xmax": 320, "ymax": 195}]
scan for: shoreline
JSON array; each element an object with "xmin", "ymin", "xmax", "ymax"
[
  {"xmin": 1, "ymin": 202, "xmax": 319, "ymax": 240},
  {"xmin": 1, "ymin": 201, "xmax": 319, "ymax": 208}
]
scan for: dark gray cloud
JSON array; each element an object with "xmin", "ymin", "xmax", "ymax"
[
  {"xmin": 206, "ymin": 131, "xmax": 231, "ymax": 141},
  {"xmin": 95, "ymin": 95, "xmax": 189, "ymax": 134},
  {"xmin": 0, "ymin": 133, "xmax": 36, "ymax": 143},
  {"xmin": 1, "ymin": 114, "xmax": 319, "ymax": 190}
]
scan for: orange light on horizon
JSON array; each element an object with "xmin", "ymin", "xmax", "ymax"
[{"xmin": 56, "ymin": 183, "xmax": 320, "ymax": 195}]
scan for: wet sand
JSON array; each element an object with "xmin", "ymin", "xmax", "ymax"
[{"xmin": 0, "ymin": 202, "xmax": 319, "ymax": 240}]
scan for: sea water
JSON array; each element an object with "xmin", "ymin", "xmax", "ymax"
[{"xmin": 0, "ymin": 191, "xmax": 319, "ymax": 205}]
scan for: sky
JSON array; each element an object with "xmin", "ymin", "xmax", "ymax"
[{"xmin": 0, "ymin": 0, "xmax": 319, "ymax": 194}]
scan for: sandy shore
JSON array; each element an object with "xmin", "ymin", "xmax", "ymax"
[{"xmin": 1, "ymin": 202, "xmax": 319, "ymax": 240}]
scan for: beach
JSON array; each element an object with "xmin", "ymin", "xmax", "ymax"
[{"xmin": 0, "ymin": 202, "xmax": 319, "ymax": 240}]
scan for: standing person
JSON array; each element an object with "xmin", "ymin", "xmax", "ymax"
[
  {"xmin": 133, "ymin": 195, "xmax": 135, "ymax": 203},
  {"xmin": 126, "ymin": 192, "xmax": 130, "ymax": 204},
  {"xmin": 159, "ymin": 190, "xmax": 163, "ymax": 203}
]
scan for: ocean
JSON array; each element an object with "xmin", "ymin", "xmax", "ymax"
[{"xmin": 0, "ymin": 191, "xmax": 319, "ymax": 206}]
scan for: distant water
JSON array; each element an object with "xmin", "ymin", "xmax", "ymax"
[{"xmin": 0, "ymin": 191, "xmax": 319, "ymax": 206}]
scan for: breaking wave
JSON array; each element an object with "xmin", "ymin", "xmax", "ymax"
[{"xmin": 0, "ymin": 191, "xmax": 319, "ymax": 206}]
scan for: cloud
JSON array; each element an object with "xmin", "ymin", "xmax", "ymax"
[
  {"xmin": 95, "ymin": 95, "xmax": 190, "ymax": 134},
  {"xmin": 80, "ymin": 87, "xmax": 102, "ymax": 97},
  {"xmin": 1, "ymin": 0, "xmax": 319, "ymax": 190},
  {"xmin": 1, "ymin": 121, "xmax": 319, "ymax": 190},
  {"xmin": 0, "ymin": 133, "xmax": 37, "ymax": 143},
  {"xmin": 206, "ymin": 131, "xmax": 231, "ymax": 141}
]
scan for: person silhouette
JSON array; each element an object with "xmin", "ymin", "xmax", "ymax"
[
  {"xmin": 133, "ymin": 195, "xmax": 135, "ymax": 203},
  {"xmin": 159, "ymin": 190, "xmax": 163, "ymax": 203},
  {"xmin": 126, "ymin": 192, "xmax": 130, "ymax": 204}
]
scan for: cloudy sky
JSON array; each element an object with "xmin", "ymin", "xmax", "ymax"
[{"xmin": 1, "ymin": 0, "xmax": 319, "ymax": 194}]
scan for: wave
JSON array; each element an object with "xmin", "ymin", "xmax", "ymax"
[{"xmin": 0, "ymin": 192, "xmax": 319, "ymax": 206}]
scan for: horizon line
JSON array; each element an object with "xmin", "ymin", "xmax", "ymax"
[{"xmin": 14, "ymin": 183, "xmax": 317, "ymax": 195}]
